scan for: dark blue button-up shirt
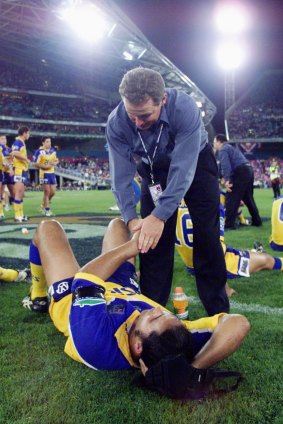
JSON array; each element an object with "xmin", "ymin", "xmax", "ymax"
[
  {"xmin": 106, "ymin": 88, "xmax": 208, "ymax": 223},
  {"xmin": 218, "ymin": 143, "xmax": 248, "ymax": 181}
]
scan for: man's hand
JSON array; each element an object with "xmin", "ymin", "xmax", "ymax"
[
  {"xmin": 131, "ymin": 215, "xmax": 165, "ymax": 253},
  {"xmin": 225, "ymin": 180, "xmax": 233, "ymax": 192}
]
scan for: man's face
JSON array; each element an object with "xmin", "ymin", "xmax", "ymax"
[
  {"xmin": 213, "ymin": 138, "xmax": 220, "ymax": 151},
  {"xmin": 43, "ymin": 138, "xmax": 51, "ymax": 149},
  {"xmin": 23, "ymin": 131, "xmax": 30, "ymax": 141},
  {"xmin": 0, "ymin": 136, "xmax": 7, "ymax": 145},
  {"xmin": 124, "ymin": 96, "xmax": 165, "ymax": 130},
  {"xmin": 135, "ymin": 307, "xmax": 182, "ymax": 337}
]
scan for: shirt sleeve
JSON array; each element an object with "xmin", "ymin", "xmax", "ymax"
[
  {"xmin": 219, "ymin": 145, "xmax": 232, "ymax": 181},
  {"xmin": 33, "ymin": 149, "xmax": 40, "ymax": 163},
  {"xmin": 106, "ymin": 117, "xmax": 139, "ymax": 223},
  {"xmin": 153, "ymin": 94, "xmax": 202, "ymax": 221},
  {"xmin": 12, "ymin": 140, "xmax": 23, "ymax": 152}
]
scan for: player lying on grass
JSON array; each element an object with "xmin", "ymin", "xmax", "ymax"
[
  {"xmin": 176, "ymin": 203, "xmax": 283, "ymax": 297},
  {"xmin": 22, "ymin": 218, "xmax": 249, "ymax": 394},
  {"xmin": 0, "ymin": 266, "xmax": 30, "ymax": 283}
]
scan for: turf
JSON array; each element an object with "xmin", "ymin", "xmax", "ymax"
[{"xmin": 0, "ymin": 188, "xmax": 282, "ymax": 424}]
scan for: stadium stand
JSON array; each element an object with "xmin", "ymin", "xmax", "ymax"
[{"xmin": 226, "ymin": 70, "xmax": 283, "ymax": 141}]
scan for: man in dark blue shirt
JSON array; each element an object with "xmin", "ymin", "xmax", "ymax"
[
  {"xmin": 106, "ymin": 67, "xmax": 229, "ymax": 315},
  {"xmin": 214, "ymin": 134, "xmax": 262, "ymax": 229}
]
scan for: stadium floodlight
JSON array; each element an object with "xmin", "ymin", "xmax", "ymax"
[
  {"xmin": 216, "ymin": 40, "xmax": 246, "ymax": 70},
  {"xmin": 57, "ymin": 2, "xmax": 111, "ymax": 42},
  {"xmin": 214, "ymin": 3, "xmax": 250, "ymax": 34}
]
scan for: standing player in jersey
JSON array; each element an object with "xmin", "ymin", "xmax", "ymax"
[
  {"xmin": 33, "ymin": 136, "xmax": 58, "ymax": 217},
  {"xmin": 11, "ymin": 127, "xmax": 30, "ymax": 223},
  {"xmin": 1, "ymin": 135, "xmax": 14, "ymax": 212},
  {"xmin": 0, "ymin": 136, "xmax": 5, "ymax": 219}
]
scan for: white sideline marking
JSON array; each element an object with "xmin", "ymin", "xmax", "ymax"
[{"xmin": 188, "ymin": 296, "xmax": 283, "ymax": 316}]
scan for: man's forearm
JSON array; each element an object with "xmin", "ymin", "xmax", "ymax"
[
  {"xmin": 191, "ymin": 315, "xmax": 250, "ymax": 369},
  {"xmin": 79, "ymin": 238, "xmax": 138, "ymax": 281},
  {"xmin": 12, "ymin": 152, "xmax": 28, "ymax": 163}
]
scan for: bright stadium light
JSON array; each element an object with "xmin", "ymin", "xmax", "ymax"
[
  {"xmin": 216, "ymin": 41, "xmax": 246, "ymax": 70},
  {"xmin": 215, "ymin": 3, "xmax": 250, "ymax": 34},
  {"xmin": 58, "ymin": 3, "xmax": 110, "ymax": 42}
]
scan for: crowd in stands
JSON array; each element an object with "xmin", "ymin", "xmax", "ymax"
[
  {"xmin": 0, "ymin": 62, "xmax": 82, "ymax": 94},
  {"xmin": 227, "ymin": 72, "xmax": 283, "ymax": 140},
  {"xmin": 56, "ymin": 157, "xmax": 110, "ymax": 188},
  {"xmin": 0, "ymin": 61, "xmax": 114, "ymax": 138},
  {"xmin": 0, "ymin": 119, "xmax": 104, "ymax": 136},
  {"xmin": 0, "ymin": 93, "xmax": 109, "ymax": 123},
  {"xmin": 54, "ymin": 156, "xmax": 281, "ymax": 191}
]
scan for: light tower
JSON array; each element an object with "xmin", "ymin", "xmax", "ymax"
[{"xmin": 214, "ymin": 4, "xmax": 250, "ymax": 112}]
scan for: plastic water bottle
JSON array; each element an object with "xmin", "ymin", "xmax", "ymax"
[{"xmin": 172, "ymin": 287, "xmax": 189, "ymax": 320}]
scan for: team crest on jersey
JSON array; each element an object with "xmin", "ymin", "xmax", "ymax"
[
  {"xmin": 73, "ymin": 298, "xmax": 106, "ymax": 308},
  {"xmin": 107, "ymin": 304, "xmax": 126, "ymax": 314},
  {"xmin": 56, "ymin": 281, "xmax": 70, "ymax": 294}
]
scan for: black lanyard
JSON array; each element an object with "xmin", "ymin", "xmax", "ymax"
[{"xmin": 137, "ymin": 123, "xmax": 164, "ymax": 184}]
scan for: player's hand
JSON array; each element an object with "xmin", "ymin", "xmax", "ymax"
[
  {"xmin": 225, "ymin": 180, "xmax": 233, "ymax": 192},
  {"xmin": 138, "ymin": 214, "xmax": 165, "ymax": 253}
]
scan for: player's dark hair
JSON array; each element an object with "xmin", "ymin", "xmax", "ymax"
[
  {"xmin": 139, "ymin": 325, "xmax": 195, "ymax": 368},
  {"xmin": 215, "ymin": 133, "xmax": 227, "ymax": 143},
  {"xmin": 119, "ymin": 67, "xmax": 165, "ymax": 105},
  {"xmin": 41, "ymin": 136, "xmax": 50, "ymax": 143},
  {"xmin": 18, "ymin": 126, "xmax": 30, "ymax": 136}
]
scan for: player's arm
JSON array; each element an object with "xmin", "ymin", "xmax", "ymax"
[
  {"xmin": 11, "ymin": 150, "xmax": 30, "ymax": 164},
  {"xmin": 191, "ymin": 314, "xmax": 250, "ymax": 369},
  {"xmin": 79, "ymin": 232, "xmax": 139, "ymax": 281}
]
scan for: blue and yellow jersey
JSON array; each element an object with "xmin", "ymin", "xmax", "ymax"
[
  {"xmin": 33, "ymin": 147, "xmax": 58, "ymax": 178},
  {"xmin": 12, "ymin": 139, "xmax": 28, "ymax": 171},
  {"xmin": 270, "ymin": 196, "xmax": 283, "ymax": 251},
  {"xmin": 64, "ymin": 271, "xmax": 224, "ymax": 371},
  {"xmin": 176, "ymin": 202, "xmax": 252, "ymax": 279},
  {"xmin": 0, "ymin": 145, "xmax": 3, "ymax": 172},
  {"xmin": 2, "ymin": 145, "xmax": 12, "ymax": 172},
  {"xmin": 175, "ymin": 201, "xmax": 225, "ymax": 269}
]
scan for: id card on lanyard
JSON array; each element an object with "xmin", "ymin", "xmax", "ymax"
[{"xmin": 138, "ymin": 124, "xmax": 164, "ymax": 206}]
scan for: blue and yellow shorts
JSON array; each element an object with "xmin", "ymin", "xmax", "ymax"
[
  {"xmin": 40, "ymin": 173, "xmax": 57, "ymax": 185},
  {"xmin": 3, "ymin": 171, "xmax": 14, "ymax": 185},
  {"xmin": 13, "ymin": 169, "xmax": 29, "ymax": 185},
  {"xmin": 225, "ymin": 246, "xmax": 250, "ymax": 279}
]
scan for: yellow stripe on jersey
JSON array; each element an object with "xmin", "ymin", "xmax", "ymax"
[
  {"xmin": 12, "ymin": 139, "xmax": 28, "ymax": 171},
  {"xmin": 270, "ymin": 197, "xmax": 283, "ymax": 250}
]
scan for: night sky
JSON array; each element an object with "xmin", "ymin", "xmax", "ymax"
[{"xmin": 113, "ymin": 0, "xmax": 283, "ymax": 132}]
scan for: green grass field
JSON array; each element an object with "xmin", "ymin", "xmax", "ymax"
[{"xmin": 0, "ymin": 189, "xmax": 282, "ymax": 424}]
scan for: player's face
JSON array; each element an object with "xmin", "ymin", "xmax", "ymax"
[
  {"xmin": 0, "ymin": 136, "xmax": 7, "ymax": 145},
  {"xmin": 124, "ymin": 96, "xmax": 165, "ymax": 130},
  {"xmin": 43, "ymin": 138, "xmax": 51, "ymax": 149},
  {"xmin": 24, "ymin": 131, "xmax": 30, "ymax": 141},
  {"xmin": 135, "ymin": 307, "xmax": 182, "ymax": 337}
]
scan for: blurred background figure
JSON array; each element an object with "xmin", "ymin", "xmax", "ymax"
[{"xmin": 269, "ymin": 158, "xmax": 281, "ymax": 199}]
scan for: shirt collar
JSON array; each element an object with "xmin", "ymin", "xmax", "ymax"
[{"xmin": 114, "ymin": 309, "xmax": 140, "ymax": 369}]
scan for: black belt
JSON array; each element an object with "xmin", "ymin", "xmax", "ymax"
[
  {"xmin": 72, "ymin": 285, "xmax": 105, "ymax": 302},
  {"xmin": 236, "ymin": 163, "xmax": 251, "ymax": 170}
]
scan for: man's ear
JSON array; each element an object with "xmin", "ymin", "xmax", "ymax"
[
  {"xmin": 162, "ymin": 94, "xmax": 167, "ymax": 105},
  {"xmin": 132, "ymin": 339, "xmax": 143, "ymax": 357}
]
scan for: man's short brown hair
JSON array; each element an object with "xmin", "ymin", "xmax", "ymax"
[
  {"xmin": 119, "ymin": 67, "xmax": 165, "ymax": 105},
  {"xmin": 18, "ymin": 126, "xmax": 30, "ymax": 136}
]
